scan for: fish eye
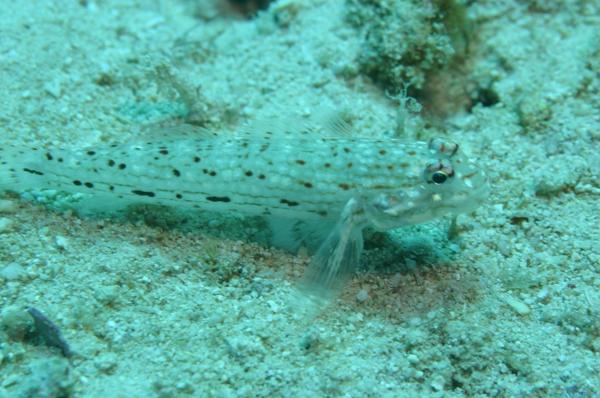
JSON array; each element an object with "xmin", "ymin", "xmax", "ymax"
[{"xmin": 431, "ymin": 171, "xmax": 448, "ymax": 184}]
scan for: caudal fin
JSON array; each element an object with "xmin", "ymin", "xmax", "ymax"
[{"xmin": 0, "ymin": 143, "xmax": 47, "ymax": 193}]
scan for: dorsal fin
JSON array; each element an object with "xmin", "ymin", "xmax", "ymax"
[
  {"xmin": 139, "ymin": 123, "xmax": 219, "ymax": 141},
  {"xmin": 237, "ymin": 109, "xmax": 355, "ymax": 139}
]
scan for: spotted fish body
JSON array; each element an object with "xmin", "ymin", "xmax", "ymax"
[{"xmin": 0, "ymin": 125, "xmax": 488, "ymax": 303}]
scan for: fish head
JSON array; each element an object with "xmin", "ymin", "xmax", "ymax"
[{"xmin": 364, "ymin": 138, "xmax": 489, "ymax": 230}]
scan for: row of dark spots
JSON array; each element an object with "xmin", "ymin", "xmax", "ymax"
[
  {"xmin": 128, "ymin": 190, "xmax": 231, "ymax": 203},
  {"xmin": 72, "ymin": 180, "xmax": 94, "ymax": 188},
  {"xmin": 72, "ymin": 180, "xmax": 118, "ymax": 191},
  {"xmin": 202, "ymin": 169, "xmax": 217, "ymax": 177},
  {"xmin": 131, "ymin": 190, "xmax": 185, "ymax": 200},
  {"xmin": 106, "ymin": 159, "xmax": 126, "ymax": 169},
  {"xmin": 45, "ymin": 153, "xmax": 64, "ymax": 163},
  {"xmin": 243, "ymin": 170, "xmax": 266, "ymax": 179}
]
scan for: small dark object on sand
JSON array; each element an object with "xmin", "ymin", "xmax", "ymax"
[
  {"xmin": 27, "ymin": 307, "xmax": 73, "ymax": 358},
  {"xmin": 226, "ymin": 0, "xmax": 273, "ymax": 16}
]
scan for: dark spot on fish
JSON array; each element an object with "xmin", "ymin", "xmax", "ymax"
[
  {"xmin": 108, "ymin": 159, "xmax": 115, "ymax": 167},
  {"xmin": 378, "ymin": 149, "xmax": 386, "ymax": 155},
  {"xmin": 132, "ymin": 189, "xmax": 155, "ymax": 197},
  {"xmin": 23, "ymin": 168, "xmax": 44, "ymax": 176},
  {"xmin": 407, "ymin": 150, "xmax": 416, "ymax": 156},
  {"xmin": 343, "ymin": 147, "xmax": 351, "ymax": 153},
  {"xmin": 84, "ymin": 182, "xmax": 94, "ymax": 188},
  {"xmin": 260, "ymin": 143, "xmax": 270, "ymax": 152},
  {"xmin": 193, "ymin": 156, "xmax": 201, "ymax": 163},
  {"xmin": 280, "ymin": 199, "xmax": 299, "ymax": 207},
  {"xmin": 400, "ymin": 162, "xmax": 409, "ymax": 168},
  {"xmin": 317, "ymin": 210, "xmax": 328, "ymax": 217},
  {"xmin": 73, "ymin": 180, "xmax": 82, "ymax": 186},
  {"xmin": 109, "ymin": 185, "xmax": 114, "ymax": 191},
  {"xmin": 58, "ymin": 158, "xmax": 63, "ymax": 163},
  {"xmin": 118, "ymin": 163, "xmax": 126, "ymax": 170},
  {"xmin": 303, "ymin": 182, "xmax": 313, "ymax": 188},
  {"xmin": 245, "ymin": 170, "xmax": 253, "ymax": 177},
  {"xmin": 347, "ymin": 162, "xmax": 353, "ymax": 168},
  {"xmin": 173, "ymin": 169, "xmax": 181, "ymax": 177},
  {"xmin": 338, "ymin": 183, "xmax": 350, "ymax": 190},
  {"xmin": 296, "ymin": 160, "xmax": 306, "ymax": 165},
  {"xmin": 324, "ymin": 163, "xmax": 331, "ymax": 168},
  {"xmin": 159, "ymin": 149, "xmax": 169, "ymax": 155},
  {"xmin": 258, "ymin": 174, "xmax": 266, "ymax": 180},
  {"xmin": 209, "ymin": 170, "xmax": 217, "ymax": 176},
  {"xmin": 206, "ymin": 196, "xmax": 230, "ymax": 202},
  {"xmin": 176, "ymin": 193, "xmax": 182, "ymax": 199},
  {"xmin": 87, "ymin": 150, "xmax": 96, "ymax": 156},
  {"xmin": 46, "ymin": 153, "xmax": 53, "ymax": 160}
]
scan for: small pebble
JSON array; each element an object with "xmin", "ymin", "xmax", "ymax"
[
  {"xmin": 43, "ymin": 79, "xmax": 63, "ymax": 98},
  {"xmin": 356, "ymin": 289, "xmax": 369, "ymax": 302},
  {"xmin": 430, "ymin": 375, "xmax": 445, "ymax": 391},
  {"xmin": 503, "ymin": 294, "xmax": 531, "ymax": 315},
  {"xmin": 407, "ymin": 354, "xmax": 419, "ymax": 364},
  {"xmin": 0, "ymin": 305, "xmax": 33, "ymax": 340},
  {"xmin": 0, "ymin": 217, "xmax": 14, "ymax": 233},
  {"xmin": 0, "ymin": 262, "xmax": 26, "ymax": 281},
  {"xmin": 55, "ymin": 235, "xmax": 69, "ymax": 250},
  {"xmin": 0, "ymin": 199, "xmax": 17, "ymax": 213}
]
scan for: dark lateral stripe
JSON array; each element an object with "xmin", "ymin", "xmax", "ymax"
[
  {"xmin": 132, "ymin": 189, "xmax": 155, "ymax": 197},
  {"xmin": 206, "ymin": 196, "xmax": 231, "ymax": 202},
  {"xmin": 23, "ymin": 168, "xmax": 44, "ymax": 176}
]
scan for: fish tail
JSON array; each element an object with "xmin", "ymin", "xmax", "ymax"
[{"xmin": 0, "ymin": 143, "xmax": 48, "ymax": 193}]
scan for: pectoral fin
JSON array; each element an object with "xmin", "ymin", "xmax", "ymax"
[{"xmin": 295, "ymin": 198, "xmax": 367, "ymax": 310}]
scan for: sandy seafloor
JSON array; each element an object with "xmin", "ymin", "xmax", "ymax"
[{"xmin": 0, "ymin": 0, "xmax": 599, "ymax": 397}]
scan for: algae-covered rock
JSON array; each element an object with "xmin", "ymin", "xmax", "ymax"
[
  {"xmin": 346, "ymin": 0, "xmax": 472, "ymax": 94},
  {"xmin": 15, "ymin": 358, "xmax": 73, "ymax": 398},
  {"xmin": 0, "ymin": 305, "xmax": 33, "ymax": 341}
]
